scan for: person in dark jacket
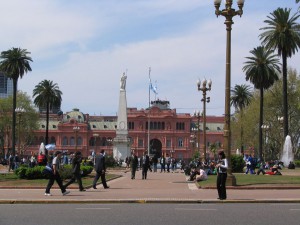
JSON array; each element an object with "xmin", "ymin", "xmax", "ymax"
[
  {"xmin": 130, "ymin": 151, "xmax": 138, "ymax": 179},
  {"xmin": 92, "ymin": 150, "xmax": 109, "ymax": 189},
  {"xmin": 63, "ymin": 151, "xmax": 85, "ymax": 191},
  {"xmin": 142, "ymin": 151, "xmax": 150, "ymax": 179}
]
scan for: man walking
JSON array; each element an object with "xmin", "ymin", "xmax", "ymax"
[
  {"xmin": 130, "ymin": 151, "xmax": 138, "ymax": 179},
  {"xmin": 142, "ymin": 151, "xmax": 150, "ymax": 179},
  {"xmin": 63, "ymin": 151, "xmax": 86, "ymax": 191},
  {"xmin": 45, "ymin": 151, "xmax": 70, "ymax": 196},
  {"xmin": 93, "ymin": 150, "xmax": 109, "ymax": 189}
]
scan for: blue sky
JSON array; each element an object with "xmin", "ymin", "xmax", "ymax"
[{"xmin": 1, "ymin": 0, "xmax": 299, "ymax": 116}]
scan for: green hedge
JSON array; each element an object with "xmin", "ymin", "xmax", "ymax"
[
  {"xmin": 231, "ymin": 155, "xmax": 244, "ymax": 173},
  {"xmin": 294, "ymin": 160, "xmax": 300, "ymax": 167},
  {"xmin": 14, "ymin": 164, "xmax": 93, "ymax": 180}
]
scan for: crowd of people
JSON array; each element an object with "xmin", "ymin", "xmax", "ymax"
[
  {"xmin": 243, "ymin": 153, "xmax": 296, "ymax": 176},
  {"xmin": 1, "ymin": 148, "xmax": 298, "ymax": 201}
]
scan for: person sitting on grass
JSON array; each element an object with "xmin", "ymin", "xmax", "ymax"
[
  {"xmin": 288, "ymin": 161, "xmax": 295, "ymax": 169},
  {"xmin": 256, "ymin": 160, "xmax": 266, "ymax": 175},
  {"xmin": 265, "ymin": 165, "xmax": 282, "ymax": 175},
  {"xmin": 188, "ymin": 166, "xmax": 200, "ymax": 181},
  {"xmin": 196, "ymin": 167, "xmax": 208, "ymax": 182}
]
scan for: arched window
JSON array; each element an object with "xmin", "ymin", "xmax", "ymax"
[
  {"xmin": 178, "ymin": 138, "xmax": 183, "ymax": 147},
  {"xmin": 50, "ymin": 136, "xmax": 56, "ymax": 145},
  {"xmin": 70, "ymin": 137, "xmax": 75, "ymax": 146},
  {"xmin": 62, "ymin": 137, "xmax": 68, "ymax": 146},
  {"xmin": 77, "ymin": 137, "xmax": 82, "ymax": 146}
]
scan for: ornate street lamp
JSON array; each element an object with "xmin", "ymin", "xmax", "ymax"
[
  {"xmin": 193, "ymin": 110, "xmax": 201, "ymax": 158},
  {"xmin": 197, "ymin": 78, "xmax": 212, "ymax": 162},
  {"xmin": 214, "ymin": 0, "xmax": 245, "ymax": 185},
  {"xmin": 73, "ymin": 126, "xmax": 80, "ymax": 150},
  {"xmin": 15, "ymin": 107, "xmax": 25, "ymax": 155},
  {"xmin": 261, "ymin": 124, "xmax": 270, "ymax": 162}
]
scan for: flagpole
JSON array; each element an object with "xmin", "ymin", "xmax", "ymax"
[{"xmin": 148, "ymin": 67, "xmax": 151, "ymax": 156}]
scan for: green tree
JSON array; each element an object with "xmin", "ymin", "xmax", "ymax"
[
  {"xmin": 0, "ymin": 48, "xmax": 33, "ymax": 156},
  {"xmin": 260, "ymin": 8, "xmax": 300, "ymax": 139},
  {"xmin": 32, "ymin": 80, "xmax": 62, "ymax": 149},
  {"xmin": 230, "ymin": 84, "xmax": 253, "ymax": 154},
  {"xmin": 0, "ymin": 92, "xmax": 39, "ymax": 156},
  {"xmin": 263, "ymin": 69, "xmax": 300, "ymax": 159},
  {"xmin": 243, "ymin": 46, "xmax": 281, "ymax": 161}
]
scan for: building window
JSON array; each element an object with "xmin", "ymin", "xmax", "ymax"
[
  {"xmin": 104, "ymin": 125, "xmax": 107, "ymax": 128},
  {"xmin": 166, "ymin": 139, "xmax": 171, "ymax": 148},
  {"xmin": 77, "ymin": 137, "xmax": 82, "ymax": 145},
  {"xmin": 128, "ymin": 122, "xmax": 134, "ymax": 130},
  {"xmin": 41, "ymin": 125, "xmax": 45, "ymax": 128},
  {"xmin": 93, "ymin": 125, "xmax": 96, "ymax": 128},
  {"xmin": 138, "ymin": 139, "xmax": 143, "ymax": 147},
  {"xmin": 52, "ymin": 125, "xmax": 56, "ymax": 128},
  {"xmin": 62, "ymin": 137, "xmax": 68, "ymax": 146},
  {"xmin": 146, "ymin": 121, "xmax": 165, "ymax": 130},
  {"xmin": 50, "ymin": 137, "xmax": 56, "ymax": 144},
  {"xmin": 178, "ymin": 138, "xmax": 183, "ymax": 147},
  {"xmin": 176, "ymin": 122, "xmax": 185, "ymax": 130},
  {"xmin": 70, "ymin": 137, "xmax": 75, "ymax": 146}
]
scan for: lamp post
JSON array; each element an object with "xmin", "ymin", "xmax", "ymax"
[
  {"xmin": 278, "ymin": 116, "xmax": 284, "ymax": 157},
  {"xmin": 190, "ymin": 131, "xmax": 197, "ymax": 157},
  {"xmin": 193, "ymin": 110, "xmax": 201, "ymax": 158},
  {"xmin": 261, "ymin": 124, "xmax": 270, "ymax": 162},
  {"xmin": 15, "ymin": 107, "xmax": 25, "ymax": 155},
  {"xmin": 197, "ymin": 78, "xmax": 212, "ymax": 162},
  {"xmin": 214, "ymin": 0, "xmax": 245, "ymax": 186},
  {"xmin": 93, "ymin": 133, "xmax": 99, "ymax": 150},
  {"xmin": 73, "ymin": 126, "xmax": 80, "ymax": 151}
]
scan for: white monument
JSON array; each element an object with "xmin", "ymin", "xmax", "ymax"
[
  {"xmin": 280, "ymin": 135, "xmax": 294, "ymax": 167},
  {"xmin": 113, "ymin": 73, "xmax": 131, "ymax": 161}
]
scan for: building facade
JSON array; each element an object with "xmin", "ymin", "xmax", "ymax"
[
  {"xmin": 0, "ymin": 72, "xmax": 13, "ymax": 99},
  {"xmin": 26, "ymin": 100, "xmax": 224, "ymax": 160}
]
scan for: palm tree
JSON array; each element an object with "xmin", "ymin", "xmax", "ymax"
[
  {"xmin": 230, "ymin": 84, "xmax": 253, "ymax": 154},
  {"xmin": 0, "ymin": 48, "xmax": 32, "ymax": 156},
  {"xmin": 243, "ymin": 46, "xmax": 281, "ymax": 161},
  {"xmin": 32, "ymin": 80, "xmax": 62, "ymax": 151},
  {"xmin": 259, "ymin": 8, "xmax": 300, "ymax": 138}
]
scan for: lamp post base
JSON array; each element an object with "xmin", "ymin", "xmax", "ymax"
[{"xmin": 226, "ymin": 173, "xmax": 236, "ymax": 186}]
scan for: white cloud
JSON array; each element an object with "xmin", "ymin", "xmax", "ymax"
[{"xmin": 3, "ymin": 0, "xmax": 300, "ymax": 117}]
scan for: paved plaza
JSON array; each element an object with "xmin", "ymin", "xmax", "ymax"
[{"xmin": 1, "ymin": 168, "xmax": 300, "ymax": 204}]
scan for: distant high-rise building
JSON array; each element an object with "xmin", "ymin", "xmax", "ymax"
[{"xmin": 0, "ymin": 72, "xmax": 13, "ymax": 98}]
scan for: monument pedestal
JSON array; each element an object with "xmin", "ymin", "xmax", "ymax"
[
  {"xmin": 113, "ymin": 73, "xmax": 131, "ymax": 161},
  {"xmin": 113, "ymin": 135, "xmax": 130, "ymax": 161}
]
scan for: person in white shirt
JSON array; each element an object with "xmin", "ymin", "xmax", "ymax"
[
  {"xmin": 216, "ymin": 151, "xmax": 228, "ymax": 200},
  {"xmin": 45, "ymin": 151, "xmax": 70, "ymax": 196}
]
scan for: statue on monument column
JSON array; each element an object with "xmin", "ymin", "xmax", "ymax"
[{"xmin": 120, "ymin": 72, "xmax": 127, "ymax": 90}]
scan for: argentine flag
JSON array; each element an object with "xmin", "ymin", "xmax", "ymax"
[{"xmin": 149, "ymin": 80, "xmax": 158, "ymax": 94}]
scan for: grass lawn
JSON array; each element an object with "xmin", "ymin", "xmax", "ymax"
[
  {"xmin": 197, "ymin": 168, "xmax": 300, "ymax": 188},
  {"xmin": 0, "ymin": 172, "xmax": 119, "ymax": 188}
]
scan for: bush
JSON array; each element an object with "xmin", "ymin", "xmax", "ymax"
[
  {"xmin": 231, "ymin": 155, "xmax": 244, "ymax": 173},
  {"xmin": 14, "ymin": 165, "xmax": 28, "ymax": 179},
  {"xmin": 294, "ymin": 160, "xmax": 300, "ymax": 167},
  {"xmin": 105, "ymin": 155, "xmax": 117, "ymax": 167},
  {"xmin": 14, "ymin": 164, "xmax": 93, "ymax": 180}
]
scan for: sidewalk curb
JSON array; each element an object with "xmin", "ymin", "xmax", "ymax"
[{"xmin": 1, "ymin": 199, "xmax": 300, "ymax": 204}]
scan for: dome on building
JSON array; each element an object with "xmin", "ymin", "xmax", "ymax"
[{"xmin": 63, "ymin": 108, "xmax": 86, "ymax": 123}]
